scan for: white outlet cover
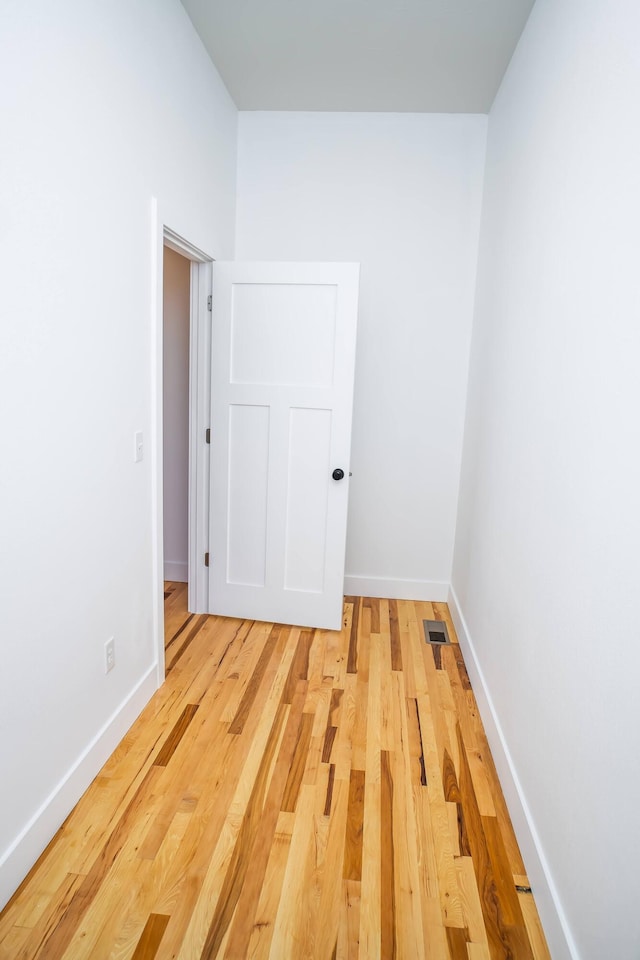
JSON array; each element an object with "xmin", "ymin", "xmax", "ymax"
[{"xmin": 105, "ymin": 638, "xmax": 115, "ymax": 673}]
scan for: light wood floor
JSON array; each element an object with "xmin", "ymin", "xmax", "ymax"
[{"xmin": 0, "ymin": 585, "xmax": 550, "ymax": 959}]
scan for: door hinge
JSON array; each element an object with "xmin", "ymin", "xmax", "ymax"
[
  {"xmin": 205, "ymin": 427, "xmax": 211, "ymax": 444},
  {"xmin": 207, "ymin": 294, "xmax": 212, "ymax": 312},
  {"xmin": 204, "ymin": 552, "xmax": 210, "ymax": 567}
]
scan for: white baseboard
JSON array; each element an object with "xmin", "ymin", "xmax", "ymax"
[
  {"xmin": 343, "ymin": 575, "xmax": 449, "ymax": 602},
  {"xmin": 0, "ymin": 665, "xmax": 158, "ymax": 911},
  {"xmin": 448, "ymin": 586, "xmax": 579, "ymax": 960},
  {"xmin": 164, "ymin": 560, "xmax": 188, "ymax": 582}
]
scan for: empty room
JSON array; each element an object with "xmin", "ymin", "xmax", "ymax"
[{"xmin": 1, "ymin": 1, "xmax": 638, "ymax": 958}]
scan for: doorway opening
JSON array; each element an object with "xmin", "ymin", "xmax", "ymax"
[
  {"xmin": 152, "ymin": 209, "xmax": 213, "ymax": 684},
  {"xmin": 152, "ymin": 211, "xmax": 358, "ymax": 678},
  {"xmin": 162, "ymin": 245, "xmax": 190, "ymax": 587}
]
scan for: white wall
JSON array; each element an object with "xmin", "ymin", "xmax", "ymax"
[
  {"xmin": 452, "ymin": 1, "xmax": 640, "ymax": 957},
  {"xmin": 236, "ymin": 112, "xmax": 487, "ymax": 599},
  {"xmin": 163, "ymin": 247, "xmax": 191, "ymax": 582},
  {"xmin": 0, "ymin": 0, "xmax": 236, "ymax": 908}
]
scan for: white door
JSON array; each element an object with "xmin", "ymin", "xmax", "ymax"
[{"xmin": 208, "ymin": 262, "xmax": 359, "ymax": 630}]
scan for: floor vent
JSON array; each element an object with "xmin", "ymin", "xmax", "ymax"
[{"xmin": 422, "ymin": 619, "xmax": 451, "ymax": 646}]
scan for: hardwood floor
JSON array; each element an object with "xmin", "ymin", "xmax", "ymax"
[{"xmin": 0, "ymin": 585, "xmax": 550, "ymax": 959}]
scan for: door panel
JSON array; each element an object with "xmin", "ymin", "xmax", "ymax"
[
  {"xmin": 209, "ymin": 262, "xmax": 359, "ymax": 630},
  {"xmin": 284, "ymin": 407, "xmax": 332, "ymax": 593},
  {"xmin": 227, "ymin": 404, "xmax": 269, "ymax": 587},
  {"xmin": 230, "ymin": 283, "xmax": 337, "ymax": 386}
]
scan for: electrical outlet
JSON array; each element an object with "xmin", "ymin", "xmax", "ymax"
[{"xmin": 105, "ymin": 637, "xmax": 115, "ymax": 673}]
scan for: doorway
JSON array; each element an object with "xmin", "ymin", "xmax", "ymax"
[
  {"xmin": 152, "ymin": 214, "xmax": 358, "ymax": 678},
  {"xmin": 152, "ymin": 207, "xmax": 213, "ymax": 684},
  {"xmin": 162, "ymin": 246, "xmax": 190, "ymax": 585}
]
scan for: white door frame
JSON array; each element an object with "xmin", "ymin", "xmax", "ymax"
[
  {"xmin": 151, "ymin": 199, "xmax": 213, "ymax": 686},
  {"xmin": 185, "ymin": 253, "xmax": 213, "ymax": 616}
]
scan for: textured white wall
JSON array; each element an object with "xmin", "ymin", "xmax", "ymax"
[
  {"xmin": 0, "ymin": 0, "xmax": 236, "ymax": 906},
  {"xmin": 163, "ymin": 247, "xmax": 191, "ymax": 581},
  {"xmin": 236, "ymin": 112, "xmax": 487, "ymax": 597},
  {"xmin": 452, "ymin": 1, "xmax": 640, "ymax": 956}
]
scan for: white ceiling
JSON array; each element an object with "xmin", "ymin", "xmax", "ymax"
[{"xmin": 180, "ymin": 0, "xmax": 536, "ymax": 113}]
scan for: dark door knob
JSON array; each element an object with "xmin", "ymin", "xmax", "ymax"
[{"xmin": 332, "ymin": 468, "xmax": 345, "ymax": 481}]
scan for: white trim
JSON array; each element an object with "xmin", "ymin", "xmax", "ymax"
[
  {"xmin": 187, "ymin": 260, "xmax": 212, "ymax": 614},
  {"xmin": 151, "ymin": 197, "xmax": 165, "ymax": 688},
  {"xmin": 164, "ymin": 561, "xmax": 188, "ymax": 582},
  {"xmin": 0, "ymin": 666, "xmax": 157, "ymax": 911},
  {"xmin": 343, "ymin": 575, "xmax": 449, "ymax": 601},
  {"xmin": 448, "ymin": 585, "xmax": 580, "ymax": 960},
  {"xmin": 163, "ymin": 227, "xmax": 211, "ymax": 264}
]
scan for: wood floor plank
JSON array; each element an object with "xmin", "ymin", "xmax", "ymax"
[
  {"xmin": 429, "ymin": 797, "xmax": 465, "ymax": 928},
  {"xmin": 153, "ymin": 704, "xmax": 199, "ymax": 767},
  {"xmin": 203, "ymin": 692, "xmax": 306, "ymax": 958},
  {"xmin": 0, "ymin": 926, "xmax": 32, "ymax": 959},
  {"xmin": 313, "ymin": 776, "xmax": 350, "ymax": 960},
  {"xmin": 339, "ymin": 878, "xmax": 360, "ymax": 960},
  {"xmin": 84, "ymin": 856, "xmax": 169, "ymax": 960},
  {"xmin": 0, "ymin": 588, "xmax": 550, "ymax": 960},
  {"xmin": 455, "ymin": 724, "xmax": 534, "ymax": 960},
  {"xmin": 152, "ymin": 632, "xmax": 300, "ymax": 957},
  {"xmin": 443, "ymin": 649, "xmax": 496, "ymax": 819},
  {"xmin": 365, "ymin": 633, "xmax": 382, "ymax": 785},
  {"xmin": 62, "ymin": 839, "xmax": 171, "ymax": 959},
  {"xmin": 351, "ymin": 605, "xmax": 370, "ymax": 772},
  {"xmin": 417, "ymin": 691, "xmax": 445, "ymax": 798},
  {"xmin": 111, "ymin": 806, "xmax": 195, "ymax": 956},
  {"xmin": 456, "ymin": 855, "xmax": 491, "ymax": 951},
  {"xmin": 398, "ymin": 601, "xmax": 417, "ymax": 698},
  {"xmin": 281, "ymin": 711, "xmax": 314, "ymax": 813},
  {"xmin": 467, "ymin": 943, "xmax": 493, "ymax": 960},
  {"xmin": 166, "ymin": 614, "xmax": 209, "ymax": 672},
  {"xmin": 388, "ymin": 599, "xmax": 403, "ymax": 672},
  {"xmin": 391, "ymin": 686, "xmax": 426, "ymax": 960},
  {"xmin": 227, "ymin": 624, "xmax": 281, "ymax": 734},
  {"xmin": 244, "ymin": 817, "xmax": 292, "ymax": 959},
  {"xmin": 364, "ymin": 596, "xmax": 380, "ymax": 633},
  {"xmin": 130, "ymin": 913, "xmax": 170, "ymax": 959},
  {"xmin": 446, "ymin": 925, "xmax": 470, "ymax": 960},
  {"xmin": 413, "ymin": 788, "xmax": 450, "ymax": 960},
  {"xmin": 10, "ymin": 873, "xmax": 85, "ymax": 960},
  {"xmin": 422, "ymin": 638, "xmax": 456, "ymax": 778},
  {"xmin": 31, "ymin": 766, "xmax": 165, "ymax": 960},
  {"xmin": 333, "ymin": 674, "xmax": 357, "ymax": 782},
  {"xmin": 380, "ymin": 750, "xmax": 396, "ymax": 960},
  {"xmin": 518, "ymin": 890, "xmax": 551, "ymax": 960},
  {"xmin": 343, "ymin": 769, "xmax": 365, "ymax": 882},
  {"xmin": 181, "ymin": 710, "xmax": 287, "ymax": 957},
  {"xmin": 282, "ymin": 629, "xmax": 313, "ymax": 704},
  {"xmin": 379, "ymin": 603, "xmax": 395, "ymax": 753},
  {"xmin": 171, "ymin": 631, "xmax": 299, "ymax": 957},
  {"xmin": 359, "ymin": 779, "xmax": 381, "ymax": 960},
  {"xmin": 269, "ymin": 785, "xmax": 322, "ymax": 959},
  {"xmin": 136, "ymin": 676, "xmax": 240, "ymax": 865},
  {"xmin": 2, "ymin": 832, "xmax": 76, "ymax": 934},
  {"xmin": 482, "ymin": 815, "xmax": 528, "ymax": 929},
  {"xmin": 346, "ymin": 597, "xmax": 360, "ymax": 674},
  {"xmin": 296, "ymin": 775, "xmax": 335, "ymax": 960},
  {"xmin": 464, "ymin": 691, "xmax": 527, "ymax": 877}
]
